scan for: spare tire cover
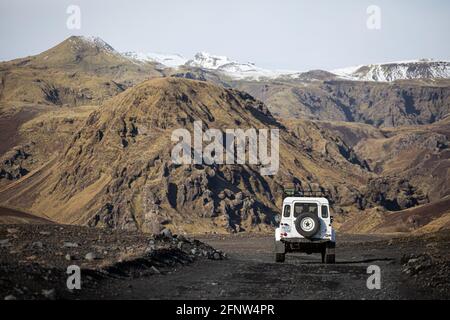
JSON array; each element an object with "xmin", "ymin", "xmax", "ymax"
[{"xmin": 295, "ymin": 213, "xmax": 320, "ymax": 238}]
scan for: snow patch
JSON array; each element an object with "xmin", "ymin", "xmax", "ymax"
[
  {"xmin": 122, "ymin": 52, "xmax": 188, "ymax": 68},
  {"xmin": 77, "ymin": 36, "xmax": 116, "ymax": 52},
  {"xmin": 68, "ymin": 36, "xmax": 450, "ymax": 82},
  {"xmin": 185, "ymin": 52, "xmax": 298, "ymax": 80},
  {"xmin": 332, "ymin": 59, "xmax": 450, "ymax": 82}
]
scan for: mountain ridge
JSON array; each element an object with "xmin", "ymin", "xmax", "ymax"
[
  {"xmin": 3, "ymin": 36, "xmax": 449, "ymax": 83},
  {"xmin": 333, "ymin": 59, "xmax": 450, "ymax": 82},
  {"xmin": 0, "ymin": 77, "xmax": 393, "ymax": 233},
  {"xmin": 0, "ymin": 37, "xmax": 448, "ymax": 233}
]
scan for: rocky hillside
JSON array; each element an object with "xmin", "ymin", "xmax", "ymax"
[
  {"xmin": 1, "ymin": 77, "xmax": 445, "ymax": 233},
  {"xmin": 0, "ymin": 36, "xmax": 164, "ymax": 107},
  {"xmin": 233, "ymin": 79, "xmax": 450, "ymax": 127},
  {"xmin": 2, "ymin": 36, "xmax": 448, "ymax": 129},
  {"xmin": 317, "ymin": 117, "xmax": 450, "ymax": 213},
  {"xmin": 0, "ymin": 36, "xmax": 448, "ymax": 234},
  {"xmin": 0, "ymin": 78, "xmax": 378, "ymax": 233}
]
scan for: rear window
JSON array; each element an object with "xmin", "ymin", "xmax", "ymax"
[
  {"xmin": 283, "ymin": 205, "xmax": 291, "ymax": 217},
  {"xmin": 294, "ymin": 203, "xmax": 318, "ymax": 218},
  {"xmin": 321, "ymin": 205, "xmax": 329, "ymax": 218}
]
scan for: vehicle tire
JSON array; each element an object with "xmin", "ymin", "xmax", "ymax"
[
  {"xmin": 325, "ymin": 254, "xmax": 335, "ymax": 264},
  {"xmin": 275, "ymin": 253, "xmax": 285, "ymax": 263},
  {"xmin": 324, "ymin": 242, "xmax": 336, "ymax": 264},
  {"xmin": 295, "ymin": 213, "xmax": 320, "ymax": 238}
]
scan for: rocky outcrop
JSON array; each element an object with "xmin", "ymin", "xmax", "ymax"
[
  {"xmin": 235, "ymin": 79, "xmax": 450, "ymax": 127},
  {"xmin": 0, "ymin": 146, "xmax": 32, "ymax": 181},
  {"xmin": 364, "ymin": 177, "xmax": 428, "ymax": 211},
  {"xmin": 0, "ymin": 223, "xmax": 225, "ymax": 300}
]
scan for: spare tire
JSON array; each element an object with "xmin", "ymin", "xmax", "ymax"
[{"xmin": 295, "ymin": 213, "xmax": 320, "ymax": 238}]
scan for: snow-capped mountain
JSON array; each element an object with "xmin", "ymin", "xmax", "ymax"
[
  {"xmin": 122, "ymin": 51, "xmax": 188, "ymax": 68},
  {"xmin": 184, "ymin": 52, "xmax": 292, "ymax": 80},
  {"xmin": 77, "ymin": 36, "xmax": 116, "ymax": 53},
  {"xmin": 73, "ymin": 36, "xmax": 450, "ymax": 82},
  {"xmin": 185, "ymin": 52, "xmax": 232, "ymax": 69},
  {"xmin": 67, "ymin": 36, "xmax": 120, "ymax": 57},
  {"xmin": 122, "ymin": 50, "xmax": 292, "ymax": 80},
  {"xmin": 332, "ymin": 59, "xmax": 450, "ymax": 82}
]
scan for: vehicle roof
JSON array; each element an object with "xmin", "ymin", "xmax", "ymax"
[{"xmin": 283, "ymin": 197, "xmax": 329, "ymax": 205}]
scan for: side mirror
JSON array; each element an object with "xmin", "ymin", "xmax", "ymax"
[{"xmin": 330, "ymin": 216, "xmax": 334, "ymax": 223}]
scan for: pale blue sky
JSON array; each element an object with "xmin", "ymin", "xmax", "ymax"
[{"xmin": 0, "ymin": 0, "xmax": 449, "ymax": 71}]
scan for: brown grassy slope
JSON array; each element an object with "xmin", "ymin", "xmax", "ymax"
[
  {"xmin": 0, "ymin": 105, "xmax": 98, "ymax": 189},
  {"xmin": 354, "ymin": 117, "xmax": 450, "ymax": 203},
  {"xmin": 0, "ymin": 36, "xmax": 165, "ymax": 107},
  {"xmin": 0, "ymin": 205, "xmax": 54, "ymax": 224},
  {"xmin": 0, "ymin": 106, "xmax": 40, "ymax": 155},
  {"xmin": 1, "ymin": 82, "xmax": 448, "ymax": 234},
  {"xmin": 313, "ymin": 120, "xmax": 386, "ymax": 147},
  {"xmin": 338, "ymin": 196, "xmax": 450, "ymax": 234},
  {"xmin": 308, "ymin": 117, "xmax": 450, "ymax": 200},
  {"xmin": 232, "ymin": 78, "xmax": 450, "ymax": 128},
  {"xmin": 0, "ymin": 78, "xmax": 370, "ymax": 233},
  {"xmin": 318, "ymin": 118, "xmax": 450, "ymax": 234}
]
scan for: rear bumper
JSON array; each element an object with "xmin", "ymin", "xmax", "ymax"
[
  {"xmin": 275, "ymin": 238, "xmax": 335, "ymax": 254},
  {"xmin": 281, "ymin": 238, "xmax": 331, "ymax": 244},
  {"xmin": 281, "ymin": 238, "xmax": 334, "ymax": 253}
]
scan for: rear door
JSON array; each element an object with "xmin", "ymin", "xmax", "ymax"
[
  {"xmin": 318, "ymin": 204, "xmax": 331, "ymax": 239},
  {"xmin": 292, "ymin": 201, "xmax": 320, "ymax": 238}
]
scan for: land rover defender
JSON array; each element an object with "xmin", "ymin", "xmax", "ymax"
[{"xmin": 275, "ymin": 190, "xmax": 336, "ymax": 263}]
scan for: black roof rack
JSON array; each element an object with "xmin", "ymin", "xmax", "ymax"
[{"xmin": 283, "ymin": 189, "xmax": 327, "ymax": 198}]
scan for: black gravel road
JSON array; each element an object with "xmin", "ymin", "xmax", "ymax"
[
  {"xmin": 1, "ymin": 224, "xmax": 448, "ymax": 300},
  {"xmin": 91, "ymin": 232, "xmax": 450, "ymax": 300}
]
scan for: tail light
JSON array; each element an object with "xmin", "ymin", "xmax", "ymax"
[{"xmin": 281, "ymin": 223, "xmax": 291, "ymax": 233}]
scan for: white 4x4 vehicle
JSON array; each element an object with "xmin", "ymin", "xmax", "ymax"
[{"xmin": 275, "ymin": 190, "xmax": 336, "ymax": 264}]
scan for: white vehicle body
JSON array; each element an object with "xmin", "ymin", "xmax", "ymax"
[
  {"xmin": 274, "ymin": 196, "xmax": 336, "ymax": 263},
  {"xmin": 275, "ymin": 197, "xmax": 335, "ymax": 242}
]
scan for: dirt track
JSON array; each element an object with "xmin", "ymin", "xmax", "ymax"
[
  {"xmin": 0, "ymin": 109, "xmax": 38, "ymax": 156},
  {"xmin": 1, "ymin": 223, "xmax": 448, "ymax": 300},
  {"xmin": 90, "ymin": 233, "xmax": 450, "ymax": 300},
  {"xmin": 0, "ymin": 206, "xmax": 53, "ymax": 224}
]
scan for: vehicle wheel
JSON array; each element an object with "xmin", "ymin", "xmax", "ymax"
[
  {"xmin": 324, "ymin": 242, "xmax": 336, "ymax": 264},
  {"xmin": 325, "ymin": 253, "xmax": 335, "ymax": 264},
  {"xmin": 274, "ymin": 240, "xmax": 285, "ymax": 261},
  {"xmin": 294, "ymin": 213, "xmax": 320, "ymax": 238},
  {"xmin": 275, "ymin": 253, "xmax": 285, "ymax": 263}
]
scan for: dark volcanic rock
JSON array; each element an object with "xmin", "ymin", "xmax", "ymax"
[{"xmin": 0, "ymin": 224, "xmax": 225, "ymax": 300}]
